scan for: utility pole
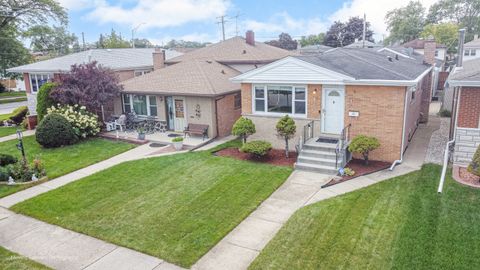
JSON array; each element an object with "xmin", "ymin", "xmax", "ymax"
[
  {"xmin": 362, "ymin": 13, "xmax": 366, "ymax": 48},
  {"xmin": 82, "ymin": 32, "xmax": 86, "ymax": 51},
  {"xmin": 216, "ymin": 15, "xmax": 227, "ymax": 41}
]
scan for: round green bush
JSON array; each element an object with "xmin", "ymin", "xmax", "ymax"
[
  {"xmin": 0, "ymin": 153, "xmax": 18, "ymax": 166},
  {"xmin": 0, "ymin": 83, "xmax": 6, "ymax": 93},
  {"xmin": 232, "ymin": 117, "xmax": 256, "ymax": 143},
  {"xmin": 36, "ymin": 82, "xmax": 57, "ymax": 121},
  {"xmin": 0, "ymin": 165, "xmax": 13, "ymax": 182},
  {"xmin": 36, "ymin": 113, "xmax": 78, "ymax": 148},
  {"xmin": 348, "ymin": 135, "xmax": 380, "ymax": 165},
  {"xmin": 241, "ymin": 140, "xmax": 272, "ymax": 158}
]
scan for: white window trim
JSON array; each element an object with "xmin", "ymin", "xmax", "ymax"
[
  {"xmin": 29, "ymin": 73, "xmax": 53, "ymax": 94},
  {"xmin": 134, "ymin": 69, "xmax": 153, "ymax": 77},
  {"xmin": 252, "ymin": 84, "xmax": 308, "ymax": 118},
  {"xmin": 123, "ymin": 94, "xmax": 157, "ymax": 116}
]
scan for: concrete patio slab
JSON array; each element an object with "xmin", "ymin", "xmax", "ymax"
[
  {"xmin": 225, "ymin": 216, "xmax": 283, "ymax": 251},
  {"xmin": 84, "ymin": 247, "xmax": 162, "ymax": 270},
  {"xmin": 250, "ymin": 197, "xmax": 300, "ymax": 223},
  {"xmin": 192, "ymin": 240, "xmax": 259, "ymax": 270}
]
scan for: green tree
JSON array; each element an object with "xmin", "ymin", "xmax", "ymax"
[
  {"xmin": 24, "ymin": 25, "xmax": 78, "ymax": 56},
  {"xmin": 232, "ymin": 117, "xmax": 256, "ymax": 144},
  {"xmin": 385, "ymin": 1, "xmax": 426, "ymax": 44},
  {"xmin": 324, "ymin": 17, "xmax": 374, "ymax": 47},
  {"xmin": 421, "ymin": 23, "xmax": 459, "ymax": 53},
  {"xmin": 348, "ymin": 135, "xmax": 380, "ymax": 166},
  {"xmin": 96, "ymin": 29, "xmax": 131, "ymax": 49},
  {"xmin": 276, "ymin": 115, "xmax": 296, "ymax": 158},
  {"xmin": 36, "ymin": 82, "xmax": 57, "ymax": 121},
  {"xmin": 266, "ymin": 33, "xmax": 298, "ymax": 50},
  {"xmin": 427, "ymin": 0, "xmax": 480, "ymax": 42},
  {"xmin": 468, "ymin": 145, "xmax": 480, "ymax": 177},
  {"xmin": 0, "ymin": 26, "xmax": 31, "ymax": 78},
  {"xmin": 164, "ymin": 39, "xmax": 210, "ymax": 49},
  {"xmin": 133, "ymin": 38, "xmax": 153, "ymax": 48},
  {"xmin": 299, "ymin": 33, "xmax": 325, "ymax": 47},
  {"xmin": 0, "ymin": 0, "xmax": 67, "ymax": 31}
]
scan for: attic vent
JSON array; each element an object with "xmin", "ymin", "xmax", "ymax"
[{"xmin": 242, "ymin": 50, "xmax": 247, "ymax": 54}]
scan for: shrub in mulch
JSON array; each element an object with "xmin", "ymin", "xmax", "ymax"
[
  {"xmin": 322, "ymin": 159, "xmax": 390, "ymax": 188},
  {"xmin": 214, "ymin": 147, "xmax": 297, "ymax": 167},
  {"xmin": 455, "ymin": 167, "xmax": 480, "ymax": 188}
]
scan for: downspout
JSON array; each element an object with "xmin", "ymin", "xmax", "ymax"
[
  {"xmin": 389, "ymin": 86, "xmax": 409, "ymax": 170},
  {"xmin": 438, "ymin": 87, "xmax": 460, "ymax": 193},
  {"xmin": 214, "ymin": 96, "xmax": 225, "ymax": 139}
]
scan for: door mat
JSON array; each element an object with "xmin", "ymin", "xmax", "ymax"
[
  {"xmin": 316, "ymin": 137, "xmax": 339, "ymax": 144},
  {"xmin": 149, "ymin": 143, "xmax": 167, "ymax": 148},
  {"xmin": 167, "ymin": 133, "xmax": 182, "ymax": 137}
]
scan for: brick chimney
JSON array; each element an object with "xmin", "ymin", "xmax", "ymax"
[
  {"xmin": 153, "ymin": 48, "xmax": 165, "ymax": 70},
  {"xmin": 423, "ymin": 36, "xmax": 436, "ymax": 65},
  {"xmin": 246, "ymin": 30, "xmax": 255, "ymax": 46}
]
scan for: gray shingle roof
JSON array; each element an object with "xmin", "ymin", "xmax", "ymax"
[
  {"xmin": 449, "ymin": 58, "xmax": 480, "ymax": 82},
  {"xmin": 7, "ymin": 48, "xmax": 182, "ymax": 73},
  {"xmin": 464, "ymin": 37, "xmax": 480, "ymax": 48},
  {"xmin": 295, "ymin": 48, "xmax": 431, "ymax": 80}
]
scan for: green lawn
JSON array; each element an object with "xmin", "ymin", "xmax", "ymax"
[
  {"xmin": 0, "ymin": 113, "xmax": 13, "ymax": 122},
  {"xmin": 0, "ymin": 136, "xmax": 135, "ymax": 198},
  {"xmin": 0, "ymin": 126, "xmax": 19, "ymax": 137},
  {"xmin": 12, "ymin": 141, "xmax": 293, "ymax": 267},
  {"xmin": 250, "ymin": 164, "xmax": 480, "ymax": 270},
  {"xmin": 0, "ymin": 97, "xmax": 27, "ymax": 104},
  {"xmin": 0, "ymin": 246, "xmax": 49, "ymax": 270},
  {"xmin": 0, "ymin": 92, "xmax": 26, "ymax": 98}
]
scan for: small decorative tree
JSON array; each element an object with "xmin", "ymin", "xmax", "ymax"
[
  {"xmin": 36, "ymin": 82, "xmax": 56, "ymax": 121},
  {"xmin": 276, "ymin": 115, "xmax": 296, "ymax": 158},
  {"xmin": 232, "ymin": 117, "xmax": 256, "ymax": 144},
  {"xmin": 241, "ymin": 140, "xmax": 272, "ymax": 159},
  {"xmin": 468, "ymin": 145, "xmax": 480, "ymax": 177},
  {"xmin": 348, "ymin": 135, "xmax": 380, "ymax": 166}
]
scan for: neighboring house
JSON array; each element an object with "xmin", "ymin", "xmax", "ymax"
[
  {"xmin": 446, "ymin": 57, "xmax": 480, "ymax": 166},
  {"xmin": 298, "ymin": 44, "xmax": 333, "ymax": 55},
  {"xmin": 463, "ymin": 34, "xmax": 480, "ymax": 61},
  {"xmin": 232, "ymin": 45, "xmax": 435, "ymax": 173},
  {"xmin": 402, "ymin": 38, "xmax": 448, "ymax": 63},
  {"xmin": 6, "ymin": 48, "xmax": 182, "ymax": 128},
  {"xmin": 344, "ymin": 39, "xmax": 382, "ymax": 48},
  {"xmin": 117, "ymin": 31, "xmax": 294, "ymax": 138}
]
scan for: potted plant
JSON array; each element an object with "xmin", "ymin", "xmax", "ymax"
[
  {"xmin": 136, "ymin": 126, "xmax": 146, "ymax": 140},
  {"xmin": 172, "ymin": 137, "xmax": 184, "ymax": 150}
]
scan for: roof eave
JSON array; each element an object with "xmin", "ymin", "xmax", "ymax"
[{"xmin": 447, "ymin": 80, "xmax": 480, "ymax": 87}]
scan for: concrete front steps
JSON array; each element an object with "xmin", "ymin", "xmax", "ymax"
[{"xmin": 295, "ymin": 140, "xmax": 339, "ymax": 174}]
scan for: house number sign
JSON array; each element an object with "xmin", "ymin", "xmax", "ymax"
[{"xmin": 348, "ymin": 111, "xmax": 360, "ymax": 117}]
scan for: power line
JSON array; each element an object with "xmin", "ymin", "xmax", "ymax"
[{"xmin": 216, "ymin": 15, "xmax": 228, "ymax": 41}]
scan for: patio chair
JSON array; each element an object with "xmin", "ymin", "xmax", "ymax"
[{"xmin": 115, "ymin": 114, "xmax": 127, "ymax": 132}]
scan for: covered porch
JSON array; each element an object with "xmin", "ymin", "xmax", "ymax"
[{"xmin": 102, "ymin": 129, "xmax": 208, "ymax": 148}]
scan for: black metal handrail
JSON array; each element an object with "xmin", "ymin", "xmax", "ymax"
[{"xmin": 335, "ymin": 124, "xmax": 352, "ymax": 168}]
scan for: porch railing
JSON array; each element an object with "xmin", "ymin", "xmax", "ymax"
[
  {"xmin": 296, "ymin": 121, "xmax": 315, "ymax": 152},
  {"xmin": 335, "ymin": 124, "xmax": 352, "ymax": 169}
]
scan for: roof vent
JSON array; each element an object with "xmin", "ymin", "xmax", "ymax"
[
  {"xmin": 242, "ymin": 50, "xmax": 247, "ymax": 54},
  {"xmin": 221, "ymin": 69, "xmax": 226, "ymax": 74},
  {"xmin": 206, "ymin": 60, "xmax": 212, "ymax": 63},
  {"xmin": 387, "ymin": 56, "xmax": 393, "ymax": 62},
  {"xmin": 395, "ymin": 54, "xmax": 399, "ymax": 60}
]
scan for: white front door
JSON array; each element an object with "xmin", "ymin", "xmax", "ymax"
[
  {"xmin": 173, "ymin": 97, "xmax": 187, "ymax": 131},
  {"xmin": 322, "ymin": 87, "xmax": 345, "ymax": 134}
]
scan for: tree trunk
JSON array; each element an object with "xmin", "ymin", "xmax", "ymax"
[
  {"xmin": 363, "ymin": 152, "xmax": 369, "ymax": 166},
  {"xmin": 285, "ymin": 137, "xmax": 289, "ymax": 158},
  {"xmin": 243, "ymin": 135, "xmax": 247, "ymax": 144}
]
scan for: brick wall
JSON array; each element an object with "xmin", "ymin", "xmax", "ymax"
[
  {"xmin": 454, "ymin": 128, "xmax": 480, "ymax": 165},
  {"xmin": 216, "ymin": 92, "xmax": 242, "ymax": 137},
  {"xmin": 419, "ymin": 70, "xmax": 432, "ymax": 123},
  {"xmin": 241, "ymin": 83, "xmax": 252, "ymax": 114},
  {"xmin": 307, "ymin": 84, "xmax": 322, "ymax": 119},
  {"xmin": 345, "ymin": 85, "xmax": 406, "ymax": 162},
  {"xmin": 115, "ymin": 70, "xmax": 135, "ymax": 82},
  {"xmin": 458, "ymin": 87, "xmax": 480, "ymax": 128},
  {"xmin": 23, "ymin": 73, "xmax": 31, "ymax": 93}
]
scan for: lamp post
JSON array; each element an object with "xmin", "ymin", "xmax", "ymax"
[{"xmin": 16, "ymin": 129, "xmax": 27, "ymax": 165}]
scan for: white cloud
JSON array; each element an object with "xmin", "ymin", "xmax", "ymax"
[
  {"xmin": 86, "ymin": 0, "xmax": 230, "ymax": 29},
  {"xmin": 148, "ymin": 32, "xmax": 216, "ymax": 46},
  {"xmin": 244, "ymin": 12, "xmax": 328, "ymax": 40},
  {"xmin": 329, "ymin": 0, "xmax": 438, "ymax": 40},
  {"xmin": 57, "ymin": 0, "xmax": 95, "ymax": 11}
]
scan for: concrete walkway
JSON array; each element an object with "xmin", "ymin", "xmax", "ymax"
[
  {"xmin": 0, "ymin": 129, "xmax": 35, "ymax": 143},
  {"xmin": 193, "ymin": 117, "xmax": 442, "ymax": 270}
]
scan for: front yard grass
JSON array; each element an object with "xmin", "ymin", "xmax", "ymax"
[
  {"xmin": 0, "ymin": 97, "xmax": 27, "ymax": 104},
  {"xmin": 0, "ymin": 136, "xmax": 135, "ymax": 198},
  {"xmin": 0, "ymin": 92, "xmax": 26, "ymax": 98},
  {"xmin": 0, "ymin": 126, "xmax": 19, "ymax": 137},
  {"xmin": 250, "ymin": 164, "xmax": 480, "ymax": 270},
  {"xmin": 0, "ymin": 246, "xmax": 49, "ymax": 270},
  {"xmin": 12, "ymin": 141, "xmax": 292, "ymax": 267}
]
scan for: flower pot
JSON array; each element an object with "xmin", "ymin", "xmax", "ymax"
[
  {"xmin": 173, "ymin": 141, "xmax": 183, "ymax": 151},
  {"xmin": 137, "ymin": 133, "xmax": 146, "ymax": 140}
]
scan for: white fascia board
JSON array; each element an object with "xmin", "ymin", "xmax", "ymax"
[
  {"xmin": 240, "ymin": 79, "xmax": 347, "ymax": 85},
  {"xmin": 448, "ymin": 80, "xmax": 480, "ymax": 87}
]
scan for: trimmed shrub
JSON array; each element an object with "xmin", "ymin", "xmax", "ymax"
[
  {"xmin": 241, "ymin": 140, "xmax": 272, "ymax": 158},
  {"xmin": 438, "ymin": 109, "xmax": 452, "ymax": 118},
  {"xmin": 276, "ymin": 115, "xmax": 296, "ymax": 158},
  {"xmin": 9, "ymin": 106, "xmax": 28, "ymax": 125},
  {"xmin": 0, "ymin": 154, "xmax": 18, "ymax": 166},
  {"xmin": 172, "ymin": 137, "xmax": 184, "ymax": 142},
  {"xmin": 232, "ymin": 117, "xmax": 256, "ymax": 144},
  {"xmin": 0, "ymin": 82, "xmax": 5, "ymax": 93},
  {"xmin": 36, "ymin": 82, "xmax": 57, "ymax": 121},
  {"xmin": 36, "ymin": 113, "xmax": 78, "ymax": 148},
  {"xmin": 348, "ymin": 135, "xmax": 380, "ymax": 166},
  {"xmin": 0, "ymin": 165, "xmax": 13, "ymax": 182},
  {"xmin": 47, "ymin": 104, "xmax": 100, "ymax": 138},
  {"xmin": 468, "ymin": 145, "xmax": 480, "ymax": 177}
]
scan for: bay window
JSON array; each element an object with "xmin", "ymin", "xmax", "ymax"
[
  {"xmin": 30, "ymin": 73, "xmax": 52, "ymax": 93},
  {"xmin": 253, "ymin": 85, "xmax": 307, "ymax": 116},
  {"xmin": 122, "ymin": 94, "xmax": 158, "ymax": 116}
]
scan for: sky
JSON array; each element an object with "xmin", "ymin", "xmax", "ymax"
[{"xmin": 55, "ymin": 0, "xmax": 438, "ymax": 46}]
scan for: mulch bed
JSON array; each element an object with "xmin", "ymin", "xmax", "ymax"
[
  {"xmin": 322, "ymin": 159, "xmax": 390, "ymax": 188},
  {"xmin": 453, "ymin": 166, "xmax": 480, "ymax": 188},
  {"xmin": 214, "ymin": 148, "xmax": 297, "ymax": 167}
]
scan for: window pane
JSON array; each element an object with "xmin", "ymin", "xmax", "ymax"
[
  {"xmin": 268, "ymin": 89, "xmax": 292, "ymax": 113},
  {"xmin": 30, "ymin": 75, "xmax": 38, "ymax": 92},
  {"xmin": 122, "ymin": 95, "xmax": 131, "ymax": 113},
  {"xmin": 295, "ymin": 88, "xmax": 306, "ymax": 100},
  {"xmin": 255, "ymin": 99, "xmax": 265, "ymax": 112},
  {"xmin": 132, "ymin": 95, "xmax": 148, "ymax": 115},
  {"xmin": 149, "ymin": 96, "xmax": 157, "ymax": 105},
  {"xmin": 149, "ymin": 106, "xmax": 158, "ymax": 116},
  {"xmin": 255, "ymin": 87, "xmax": 264, "ymax": 98},
  {"xmin": 295, "ymin": 101, "xmax": 306, "ymax": 114},
  {"xmin": 472, "ymin": 50, "xmax": 477, "ymax": 56}
]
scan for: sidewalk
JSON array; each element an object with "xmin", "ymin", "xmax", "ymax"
[
  {"xmin": 193, "ymin": 116, "xmax": 441, "ymax": 270},
  {"xmin": 0, "ymin": 129, "xmax": 35, "ymax": 143}
]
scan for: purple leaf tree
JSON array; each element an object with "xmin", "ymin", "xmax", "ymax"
[{"xmin": 50, "ymin": 61, "xmax": 122, "ymax": 119}]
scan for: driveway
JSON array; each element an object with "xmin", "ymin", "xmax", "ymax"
[{"xmin": 0, "ymin": 100, "xmax": 28, "ymax": 114}]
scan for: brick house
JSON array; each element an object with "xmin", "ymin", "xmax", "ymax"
[
  {"xmin": 117, "ymin": 31, "xmax": 293, "ymax": 138},
  {"xmin": 6, "ymin": 48, "xmax": 182, "ymax": 128},
  {"xmin": 232, "ymin": 45, "xmax": 435, "ymax": 173},
  {"xmin": 447, "ymin": 58, "xmax": 480, "ymax": 166}
]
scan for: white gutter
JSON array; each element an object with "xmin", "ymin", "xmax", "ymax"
[
  {"xmin": 389, "ymin": 86, "xmax": 409, "ymax": 170},
  {"xmin": 448, "ymin": 80, "xmax": 480, "ymax": 87},
  {"xmin": 438, "ymin": 87, "xmax": 461, "ymax": 193}
]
